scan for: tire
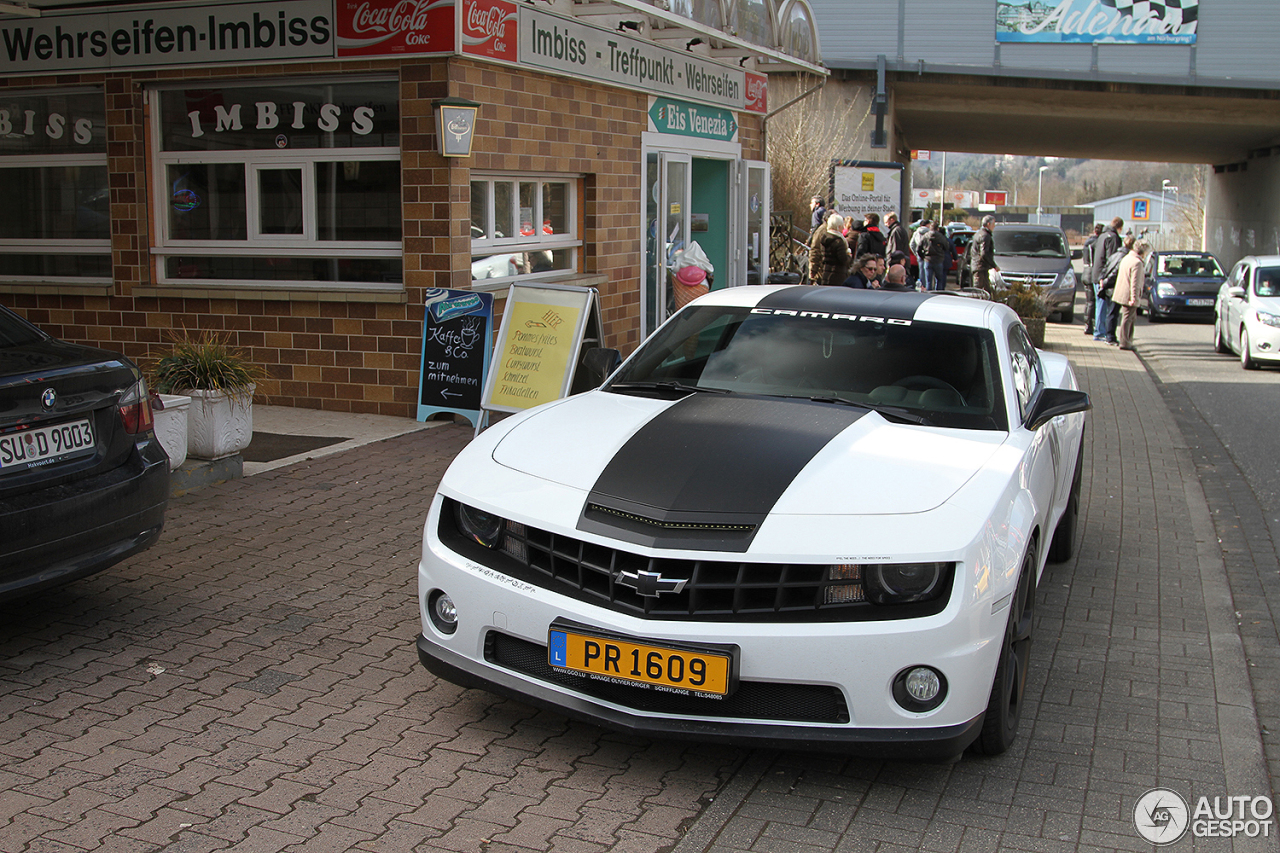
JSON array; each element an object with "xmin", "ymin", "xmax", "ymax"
[
  {"xmin": 1148, "ymin": 309, "xmax": 1163, "ymax": 324},
  {"xmin": 1214, "ymin": 318, "xmax": 1230, "ymax": 354},
  {"xmin": 971, "ymin": 550, "xmax": 1036, "ymax": 756},
  {"xmin": 1242, "ymin": 328, "xmax": 1258, "ymax": 370},
  {"xmin": 1054, "ymin": 305, "xmax": 1074, "ymax": 324},
  {"xmin": 1047, "ymin": 438, "xmax": 1084, "ymax": 564}
]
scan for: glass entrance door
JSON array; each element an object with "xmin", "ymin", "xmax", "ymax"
[
  {"xmin": 643, "ymin": 151, "xmax": 691, "ymax": 338},
  {"xmin": 739, "ymin": 160, "xmax": 770, "ymax": 285}
]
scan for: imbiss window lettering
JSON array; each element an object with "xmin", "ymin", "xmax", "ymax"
[
  {"xmin": 152, "ymin": 79, "xmax": 402, "ymax": 290},
  {"xmin": 0, "ymin": 90, "xmax": 110, "ymax": 283}
]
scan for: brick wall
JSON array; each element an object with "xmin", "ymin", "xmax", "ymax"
[{"xmin": 1, "ymin": 57, "xmax": 763, "ymax": 417}]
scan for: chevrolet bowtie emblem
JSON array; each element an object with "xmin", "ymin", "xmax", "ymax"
[{"xmin": 617, "ymin": 569, "xmax": 688, "ymax": 598}]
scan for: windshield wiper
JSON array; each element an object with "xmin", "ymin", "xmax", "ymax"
[
  {"xmin": 807, "ymin": 396, "xmax": 930, "ymax": 425},
  {"xmin": 607, "ymin": 380, "xmax": 729, "ymax": 397}
]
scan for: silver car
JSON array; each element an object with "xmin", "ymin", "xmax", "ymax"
[{"xmin": 992, "ymin": 224, "xmax": 1078, "ymax": 323}]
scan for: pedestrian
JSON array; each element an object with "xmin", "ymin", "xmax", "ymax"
[
  {"xmin": 884, "ymin": 212, "xmax": 910, "ymax": 258},
  {"xmin": 1112, "ymin": 239, "xmax": 1150, "ymax": 350},
  {"xmin": 808, "ymin": 213, "xmax": 831, "ymax": 284},
  {"xmin": 856, "ymin": 212, "xmax": 888, "ymax": 258},
  {"xmin": 810, "ymin": 196, "xmax": 827, "ymax": 231},
  {"xmin": 814, "ymin": 214, "xmax": 852, "ymax": 286},
  {"xmin": 881, "ymin": 263, "xmax": 913, "ymax": 291},
  {"xmin": 968, "ymin": 215, "xmax": 999, "ymax": 290},
  {"xmin": 1080, "ymin": 223, "xmax": 1104, "ymax": 336},
  {"xmin": 922, "ymin": 222, "xmax": 952, "ymax": 291},
  {"xmin": 841, "ymin": 253, "xmax": 879, "ymax": 289},
  {"xmin": 1091, "ymin": 219, "xmax": 1125, "ymax": 343}
]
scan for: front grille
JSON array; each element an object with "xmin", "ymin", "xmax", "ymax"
[
  {"xmin": 440, "ymin": 499, "xmax": 952, "ymax": 623},
  {"xmin": 486, "ymin": 631, "xmax": 850, "ymax": 724},
  {"xmin": 1001, "ymin": 272, "xmax": 1061, "ymax": 288}
]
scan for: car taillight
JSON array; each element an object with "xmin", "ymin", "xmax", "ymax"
[{"xmin": 118, "ymin": 377, "xmax": 155, "ymax": 435}]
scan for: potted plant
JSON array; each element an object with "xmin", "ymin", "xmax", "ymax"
[
  {"xmin": 988, "ymin": 276, "xmax": 1049, "ymax": 347},
  {"xmin": 152, "ymin": 330, "xmax": 266, "ymax": 461}
]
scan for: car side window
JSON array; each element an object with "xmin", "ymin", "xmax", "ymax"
[{"xmin": 1006, "ymin": 324, "xmax": 1042, "ymax": 421}]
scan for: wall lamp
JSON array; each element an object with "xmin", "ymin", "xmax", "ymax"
[{"xmin": 434, "ymin": 98, "xmax": 481, "ymax": 158}]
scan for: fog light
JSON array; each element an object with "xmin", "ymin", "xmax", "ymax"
[
  {"xmin": 893, "ymin": 665, "xmax": 947, "ymax": 712},
  {"xmin": 428, "ymin": 590, "xmax": 458, "ymax": 634},
  {"xmin": 905, "ymin": 667, "xmax": 941, "ymax": 702}
]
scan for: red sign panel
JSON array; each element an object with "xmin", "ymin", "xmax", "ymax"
[
  {"xmin": 983, "ymin": 190, "xmax": 1008, "ymax": 206},
  {"xmin": 336, "ymin": 0, "xmax": 456, "ymax": 57},
  {"xmin": 462, "ymin": 0, "xmax": 517, "ymax": 61},
  {"xmin": 744, "ymin": 72, "xmax": 767, "ymax": 114}
]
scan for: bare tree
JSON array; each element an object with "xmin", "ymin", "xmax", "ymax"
[
  {"xmin": 1170, "ymin": 165, "xmax": 1207, "ymax": 249},
  {"xmin": 767, "ymin": 76, "xmax": 873, "ymax": 231}
]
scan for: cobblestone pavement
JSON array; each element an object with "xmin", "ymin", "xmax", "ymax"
[{"xmin": 1, "ymin": 323, "xmax": 1274, "ymax": 853}]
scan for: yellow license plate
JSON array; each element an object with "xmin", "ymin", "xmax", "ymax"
[{"xmin": 548, "ymin": 621, "xmax": 735, "ymax": 697}]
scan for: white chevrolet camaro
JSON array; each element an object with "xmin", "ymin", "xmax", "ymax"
[{"xmin": 417, "ymin": 286, "xmax": 1090, "ymax": 759}]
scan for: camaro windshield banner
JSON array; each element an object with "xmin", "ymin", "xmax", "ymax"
[{"xmin": 996, "ymin": 0, "xmax": 1198, "ymax": 44}]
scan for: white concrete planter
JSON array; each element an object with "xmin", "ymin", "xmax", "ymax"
[
  {"xmin": 184, "ymin": 385, "xmax": 255, "ymax": 461},
  {"xmin": 152, "ymin": 393, "xmax": 191, "ymax": 470}
]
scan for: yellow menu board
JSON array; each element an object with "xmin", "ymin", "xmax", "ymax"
[{"xmin": 482, "ymin": 283, "xmax": 597, "ymax": 413}]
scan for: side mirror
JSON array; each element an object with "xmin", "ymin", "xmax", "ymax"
[
  {"xmin": 1071, "ymin": 248, "xmax": 1083, "ymax": 260},
  {"xmin": 1228, "ymin": 285, "xmax": 1246, "ymax": 299},
  {"xmin": 1027, "ymin": 388, "xmax": 1092, "ymax": 430},
  {"xmin": 578, "ymin": 347, "xmax": 622, "ymax": 390}
]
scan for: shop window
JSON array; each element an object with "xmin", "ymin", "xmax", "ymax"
[
  {"xmin": 151, "ymin": 79, "xmax": 402, "ymax": 289},
  {"xmin": 0, "ymin": 90, "xmax": 110, "ymax": 283},
  {"xmin": 470, "ymin": 175, "xmax": 580, "ymax": 285}
]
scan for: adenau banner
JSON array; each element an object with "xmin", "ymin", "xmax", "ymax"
[{"xmin": 996, "ymin": 0, "xmax": 1198, "ymax": 44}]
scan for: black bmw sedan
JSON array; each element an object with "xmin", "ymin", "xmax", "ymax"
[{"xmin": 0, "ymin": 305, "xmax": 169, "ymax": 601}]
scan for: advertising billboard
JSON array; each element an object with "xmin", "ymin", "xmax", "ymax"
[{"xmin": 996, "ymin": 0, "xmax": 1198, "ymax": 44}]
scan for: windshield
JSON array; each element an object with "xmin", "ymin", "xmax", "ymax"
[
  {"xmin": 607, "ymin": 305, "xmax": 1006, "ymax": 430},
  {"xmin": 1158, "ymin": 254, "xmax": 1223, "ymax": 277},
  {"xmin": 993, "ymin": 229, "xmax": 1068, "ymax": 259}
]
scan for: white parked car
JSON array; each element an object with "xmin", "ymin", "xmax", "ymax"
[
  {"xmin": 1214, "ymin": 255, "xmax": 1280, "ymax": 369},
  {"xmin": 417, "ymin": 286, "xmax": 1090, "ymax": 759}
]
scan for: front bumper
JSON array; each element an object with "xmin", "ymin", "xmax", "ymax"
[
  {"xmin": 417, "ymin": 515, "xmax": 1006, "ymax": 759},
  {"xmin": 416, "ymin": 633, "xmax": 984, "ymax": 759},
  {"xmin": 1150, "ymin": 293, "xmax": 1216, "ymax": 319},
  {"xmin": 1244, "ymin": 318, "xmax": 1280, "ymax": 362}
]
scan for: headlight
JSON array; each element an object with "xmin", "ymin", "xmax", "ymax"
[
  {"xmin": 1058, "ymin": 269, "xmax": 1077, "ymax": 290},
  {"xmin": 454, "ymin": 503, "xmax": 505, "ymax": 548},
  {"xmin": 1155, "ymin": 282, "xmax": 1177, "ymax": 299},
  {"xmin": 863, "ymin": 562, "xmax": 948, "ymax": 605},
  {"xmin": 1254, "ymin": 310, "xmax": 1280, "ymax": 328}
]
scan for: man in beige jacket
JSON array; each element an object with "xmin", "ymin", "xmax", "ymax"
[{"xmin": 1112, "ymin": 239, "xmax": 1151, "ymax": 351}]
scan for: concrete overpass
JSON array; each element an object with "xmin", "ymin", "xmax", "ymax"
[{"xmin": 806, "ymin": 0, "xmax": 1280, "ymax": 266}]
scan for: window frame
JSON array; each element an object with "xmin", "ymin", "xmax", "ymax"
[
  {"xmin": 148, "ymin": 77, "xmax": 403, "ymax": 292},
  {"xmin": 0, "ymin": 88, "xmax": 111, "ymax": 285},
  {"xmin": 470, "ymin": 173, "xmax": 582, "ymax": 288}
]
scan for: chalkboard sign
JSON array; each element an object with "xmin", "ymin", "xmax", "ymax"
[
  {"xmin": 416, "ymin": 289, "xmax": 494, "ymax": 426},
  {"xmin": 482, "ymin": 283, "xmax": 601, "ymax": 415}
]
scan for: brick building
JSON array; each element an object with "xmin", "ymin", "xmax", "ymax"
[{"xmin": 0, "ymin": 0, "xmax": 822, "ymax": 416}]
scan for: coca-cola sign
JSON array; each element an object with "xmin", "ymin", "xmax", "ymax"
[
  {"xmin": 462, "ymin": 0, "xmax": 517, "ymax": 61},
  {"xmin": 336, "ymin": 0, "xmax": 456, "ymax": 56},
  {"xmin": 744, "ymin": 72, "xmax": 767, "ymax": 114}
]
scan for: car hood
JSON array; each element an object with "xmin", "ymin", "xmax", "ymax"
[
  {"xmin": 490, "ymin": 390, "xmax": 1004, "ymax": 523},
  {"xmin": 993, "ymin": 255, "xmax": 1070, "ymax": 273}
]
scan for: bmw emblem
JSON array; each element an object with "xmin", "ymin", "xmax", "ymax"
[{"xmin": 41, "ymin": 388, "xmax": 56, "ymax": 410}]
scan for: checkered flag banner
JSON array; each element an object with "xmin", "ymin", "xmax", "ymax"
[{"xmin": 1098, "ymin": 0, "xmax": 1198, "ymax": 31}]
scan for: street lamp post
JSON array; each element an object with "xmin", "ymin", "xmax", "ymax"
[
  {"xmin": 1160, "ymin": 179, "xmax": 1178, "ymax": 247},
  {"xmin": 1036, "ymin": 165, "xmax": 1049, "ymax": 224}
]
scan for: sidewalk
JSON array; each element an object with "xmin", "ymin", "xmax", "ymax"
[{"xmin": 0, "ymin": 321, "xmax": 1273, "ymax": 853}]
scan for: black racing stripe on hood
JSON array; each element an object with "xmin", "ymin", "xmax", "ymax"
[
  {"xmin": 578, "ymin": 393, "xmax": 866, "ymax": 552},
  {"xmin": 758, "ymin": 285, "xmax": 942, "ymax": 322}
]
